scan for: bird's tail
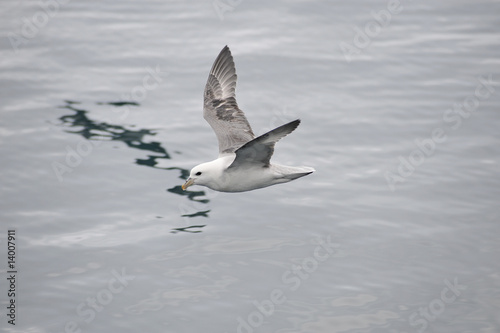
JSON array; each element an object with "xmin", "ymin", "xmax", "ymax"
[{"xmin": 279, "ymin": 166, "xmax": 315, "ymax": 180}]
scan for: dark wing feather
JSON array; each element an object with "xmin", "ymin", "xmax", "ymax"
[{"xmin": 229, "ymin": 119, "xmax": 301, "ymax": 169}]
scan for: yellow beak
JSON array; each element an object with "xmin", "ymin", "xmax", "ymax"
[{"xmin": 181, "ymin": 178, "xmax": 195, "ymax": 191}]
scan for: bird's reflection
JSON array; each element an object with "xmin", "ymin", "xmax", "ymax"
[{"xmin": 57, "ymin": 100, "xmax": 208, "ymax": 232}]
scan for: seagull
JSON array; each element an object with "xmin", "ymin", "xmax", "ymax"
[{"xmin": 182, "ymin": 46, "xmax": 315, "ymax": 192}]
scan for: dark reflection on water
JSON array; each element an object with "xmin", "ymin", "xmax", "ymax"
[
  {"xmin": 57, "ymin": 100, "xmax": 209, "ymax": 231},
  {"xmin": 182, "ymin": 210, "xmax": 210, "ymax": 218},
  {"xmin": 59, "ymin": 100, "xmax": 171, "ymax": 166},
  {"xmin": 97, "ymin": 101, "xmax": 140, "ymax": 107},
  {"xmin": 170, "ymin": 224, "xmax": 206, "ymax": 234}
]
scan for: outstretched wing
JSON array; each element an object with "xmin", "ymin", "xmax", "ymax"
[
  {"xmin": 203, "ymin": 46, "xmax": 255, "ymax": 155},
  {"xmin": 229, "ymin": 119, "xmax": 301, "ymax": 169}
]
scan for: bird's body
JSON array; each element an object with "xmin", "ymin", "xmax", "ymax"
[
  {"xmin": 182, "ymin": 46, "xmax": 314, "ymax": 192},
  {"xmin": 191, "ymin": 154, "xmax": 313, "ymax": 192}
]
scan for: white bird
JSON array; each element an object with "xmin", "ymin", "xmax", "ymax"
[{"xmin": 182, "ymin": 46, "xmax": 314, "ymax": 192}]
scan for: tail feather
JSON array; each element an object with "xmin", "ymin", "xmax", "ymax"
[
  {"xmin": 274, "ymin": 165, "xmax": 315, "ymax": 180},
  {"xmin": 283, "ymin": 169, "xmax": 315, "ymax": 180}
]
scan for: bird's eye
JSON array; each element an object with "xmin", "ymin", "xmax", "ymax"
[{"xmin": 195, "ymin": 171, "xmax": 202, "ymax": 176}]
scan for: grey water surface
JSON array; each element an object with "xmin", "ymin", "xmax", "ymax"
[{"xmin": 1, "ymin": 0, "xmax": 499, "ymax": 332}]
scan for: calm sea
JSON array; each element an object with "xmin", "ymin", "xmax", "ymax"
[{"xmin": 1, "ymin": 0, "xmax": 499, "ymax": 332}]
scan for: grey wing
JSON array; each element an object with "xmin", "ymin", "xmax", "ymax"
[
  {"xmin": 203, "ymin": 46, "xmax": 255, "ymax": 155},
  {"xmin": 229, "ymin": 119, "xmax": 301, "ymax": 169}
]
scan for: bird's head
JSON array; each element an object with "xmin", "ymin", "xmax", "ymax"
[{"xmin": 182, "ymin": 162, "xmax": 215, "ymax": 190}]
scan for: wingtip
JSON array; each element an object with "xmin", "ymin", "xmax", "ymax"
[
  {"xmin": 221, "ymin": 45, "xmax": 231, "ymax": 55},
  {"xmin": 287, "ymin": 119, "xmax": 301, "ymax": 131},
  {"xmin": 212, "ymin": 46, "xmax": 234, "ymax": 74}
]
